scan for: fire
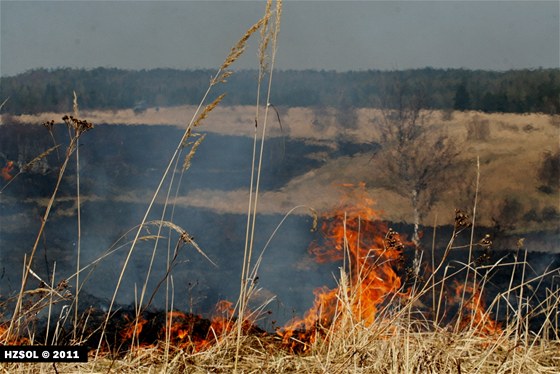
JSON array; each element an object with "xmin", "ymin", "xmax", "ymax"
[
  {"xmin": 209, "ymin": 300, "xmax": 235, "ymax": 336},
  {"xmin": 120, "ymin": 315, "xmax": 149, "ymax": 341},
  {"xmin": 0, "ymin": 323, "xmax": 29, "ymax": 345},
  {"xmin": 111, "ymin": 299, "xmax": 260, "ymax": 353},
  {"xmin": 453, "ymin": 281, "xmax": 502, "ymax": 336},
  {"xmin": 1, "ymin": 161, "xmax": 15, "ymax": 181},
  {"xmin": 166, "ymin": 311, "xmax": 202, "ymax": 350},
  {"xmin": 279, "ymin": 183, "xmax": 407, "ymax": 350},
  {"xmin": 165, "ymin": 300, "xmax": 253, "ymax": 352},
  {"xmin": 82, "ymin": 183, "xmax": 503, "ymax": 353},
  {"xmin": 277, "ymin": 183, "xmax": 505, "ymax": 351}
]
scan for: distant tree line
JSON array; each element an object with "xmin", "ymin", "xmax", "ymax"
[{"xmin": 0, "ymin": 67, "xmax": 558, "ymax": 115}]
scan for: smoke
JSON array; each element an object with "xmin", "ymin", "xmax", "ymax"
[{"xmin": 1, "ymin": 110, "xmax": 558, "ymax": 327}]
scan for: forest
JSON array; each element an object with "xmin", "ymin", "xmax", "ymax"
[{"xmin": 1, "ymin": 67, "xmax": 558, "ymax": 115}]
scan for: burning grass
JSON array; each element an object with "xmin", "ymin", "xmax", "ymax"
[
  {"xmin": 2, "ymin": 248, "xmax": 559, "ymax": 373},
  {"xmin": 2, "ymin": 182, "xmax": 558, "ymax": 373}
]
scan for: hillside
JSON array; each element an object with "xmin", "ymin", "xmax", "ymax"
[{"xmin": 3, "ymin": 106, "xmax": 558, "ymax": 242}]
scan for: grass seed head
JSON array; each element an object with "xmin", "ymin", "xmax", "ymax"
[
  {"xmin": 183, "ymin": 134, "xmax": 206, "ymax": 172},
  {"xmin": 42, "ymin": 119, "xmax": 55, "ymax": 131},
  {"xmin": 193, "ymin": 93, "xmax": 226, "ymax": 128},
  {"xmin": 213, "ymin": 14, "xmax": 268, "ymax": 86},
  {"xmin": 22, "ymin": 145, "xmax": 60, "ymax": 172},
  {"xmin": 454, "ymin": 209, "xmax": 471, "ymax": 229}
]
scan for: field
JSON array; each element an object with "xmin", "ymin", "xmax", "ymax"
[
  {"xmin": 11, "ymin": 105, "xmax": 560, "ymax": 234},
  {"xmin": 2, "ymin": 105, "xmax": 559, "ymax": 373}
]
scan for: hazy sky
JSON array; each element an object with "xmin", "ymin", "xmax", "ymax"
[{"xmin": 1, "ymin": 1, "xmax": 558, "ymax": 77}]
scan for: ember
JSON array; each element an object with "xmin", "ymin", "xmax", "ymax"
[
  {"xmin": 103, "ymin": 300, "xmax": 262, "ymax": 354},
  {"xmin": 1, "ymin": 161, "xmax": 14, "ymax": 181}
]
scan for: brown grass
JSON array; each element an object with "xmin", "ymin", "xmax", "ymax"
[
  {"xmin": 9, "ymin": 107, "xmax": 558, "ymax": 236},
  {"xmin": 2, "ymin": 1, "xmax": 558, "ymax": 372}
]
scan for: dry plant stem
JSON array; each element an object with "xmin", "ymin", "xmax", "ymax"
[
  {"xmin": 156, "ymin": 149, "xmax": 193, "ymax": 364},
  {"xmin": 74, "ymin": 133, "xmax": 81, "ymax": 341},
  {"xmin": 48, "ymin": 130, "xmax": 60, "ymax": 160},
  {"xmin": 505, "ymin": 247, "xmax": 521, "ymax": 326},
  {"xmin": 237, "ymin": 26, "xmax": 269, "ymax": 337},
  {"xmin": 131, "ymin": 152, "xmax": 182, "ymax": 345},
  {"xmin": 431, "ymin": 213, "xmax": 438, "ymax": 320},
  {"xmin": 457, "ymin": 156, "xmax": 480, "ymax": 332},
  {"xmin": 142, "ymin": 240, "xmax": 184, "ymax": 313},
  {"xmin": 237, "ymin": 104, "xmax": 259, "ymax": 343},
  {"xmin": 164, "ymin": 157, "xmax": 185, "ymax": 363},
  {"xmin": 8, "ymin": 136, "xmax": 78, "ymax": 340},
  {"xmin": 235, "ymin": 16, "xmax": 282, "ymax": 373},
  {"xmin": 164, "ymin": 275, "xmax": 175, "ymax": 371},
  {"xmin": 45, "ymin": 262, "xmax": 56, "ymax": 345},
  {"xmin": 72, "ymin": 94, "xmax": 81, "ymax": 340},
  {"xmin": 0, "ymin": 97, "xmax": 9, "ymax": 110},
  {"xmin": 235, "ymin": 0, "xmax": 277, "ymax": 368},
  {"xmin": 515, "ymin": 249, "xmax": 528, "ymax": 345}
]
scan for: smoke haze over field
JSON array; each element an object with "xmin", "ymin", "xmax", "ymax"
[
  {"xmin": 1, "ymin": 1, "xmax": 558, "ymax": 76},
  {"xmin": 1, "ymin": 1, "xmax": 559, "ymax": 348},
  {"xmin": 1, "ymin": 113, "xmax": 559, "ymax": 322}
]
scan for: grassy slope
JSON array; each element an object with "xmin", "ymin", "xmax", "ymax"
[{"xmin": 9, "ymin": 107, "xmax": 559, "ymax": 233}]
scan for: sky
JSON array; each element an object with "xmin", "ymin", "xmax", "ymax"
[{"xmin": 0, "ymin": 0, "xmax": 559, "ymax": 77}]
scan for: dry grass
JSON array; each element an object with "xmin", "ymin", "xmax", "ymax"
[
  {"xmin": 10, "ymin": 107, "xmax": 557, "ymax": 232},
  {"xmin": 2, "ymin": 1, "xmax": 559, "ymax": 373},
  {"xmin": 3, "ymin": 254, "xmax": 559, "ymax": 373},
  {"xmin": 10, "ymin": 331, "xmax": 557, "ymax": 374}
]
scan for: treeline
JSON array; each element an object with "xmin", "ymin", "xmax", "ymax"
[{"xmin": 0, "ymin": 67, "xmax": 558, "ymax": 115}]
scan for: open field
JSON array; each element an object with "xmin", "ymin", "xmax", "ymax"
[
  {"xmin": 2, "ymin": 106, "xmax": 559, "ymax": 372},
  {"xmin": 1, "ymin": 1, "xmax": 558, "ymax": 371},
  {"xmin": 7, "ymin": 106, "xmax": 559, "ymax": 234}
]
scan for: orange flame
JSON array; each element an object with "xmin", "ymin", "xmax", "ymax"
[
  {"xmin": 209, "ymin": 300, "xmax": 235, "ymax": 336},
  {"xmin": 166, "ymin": 311, "xmax": 199, "ymax": 349},
  {"xmin": 0, "ymin": 323, "xmax": 29, "ymax": 345},
  {"xmin": 120, "ymin": 316, "xmax": 149, "ymax": 341},
  {"xmin": 453, "ymin": 281, "xmax": 502, "ymax": 336},
  {"xmin": 279, "ymin": 183, "xmax": 406, "ymax": 350},
  {"xmin": 1, "ymin": 161, "xmax": 14, "ymax": 181},
  {"xmin": 114, "ymin": 300, "xmax": 256, "ymax": 352},
  {"xmin": 166, "ymin": 300, "xmax": 252, "ymax": 352}
]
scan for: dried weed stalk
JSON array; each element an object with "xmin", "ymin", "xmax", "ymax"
[{"xmin": 6, "ymin": 111, "xmax": 93, "ymax": 342}]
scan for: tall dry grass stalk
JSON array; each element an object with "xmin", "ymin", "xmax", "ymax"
[
  {"xmin": 457, "ymin": 156, "xmax": 480, "ymax": 332},
  {"xmin": 92, "ymin": 0, "xmax": 273, "ymax": 361},
  {"xmin": 235, "ymin": 1, "xmax": 281, "ymax": 371},
  {"xmin": 72, "ymin": 92, "xmax": 82, "ymax": 342}
]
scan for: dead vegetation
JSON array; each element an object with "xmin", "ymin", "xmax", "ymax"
[{"xmin": 1, "ymin": 1, "xmax": 559, "ymax": 373}]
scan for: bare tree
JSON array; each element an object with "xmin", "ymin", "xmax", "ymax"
[{"xmin": 373, "ymin": 78, "xmax": 461, "ymax": 276}]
